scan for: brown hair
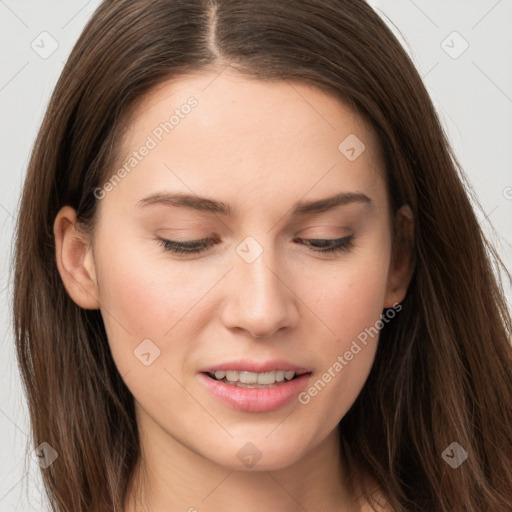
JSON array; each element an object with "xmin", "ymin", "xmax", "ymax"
[{"xmin": 13, "ymin": 1, "xmax": 512, "ymax": 511}]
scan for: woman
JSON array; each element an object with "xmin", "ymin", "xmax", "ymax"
[{"xmin": 13, "ymin": 1, "xmax": 512, "ymax": 511}]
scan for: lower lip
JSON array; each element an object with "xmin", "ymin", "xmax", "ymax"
[{"xmin": 198, "ymin": 373, "xmax": 311, "ymax": 412}]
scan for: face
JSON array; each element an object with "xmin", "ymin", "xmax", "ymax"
[{"xmin": 57, "ymin": 68, "xmax": 411, "ymax": 472}]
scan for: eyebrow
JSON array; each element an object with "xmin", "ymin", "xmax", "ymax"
[{"xmin": 137, "ymin": 191, "xmax": 372, "ymax": 216}]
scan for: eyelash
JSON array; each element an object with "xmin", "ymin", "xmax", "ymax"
[{"xmin": 156, "ymin": 235, "xmax": 354, "ymax": 256}]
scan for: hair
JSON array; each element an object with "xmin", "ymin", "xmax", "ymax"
[{"xmin": 13, "ymin": 0, "xmax": 512, "ymax": 511}]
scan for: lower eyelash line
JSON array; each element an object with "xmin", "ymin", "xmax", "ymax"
[
  {"xmin": 156, "ymin": 235, "xmax": 354, "ymax": 256},
  {"xmin": 306, "ymin": 236, "xmax": 354, "ymax": 254},
  {"xmin": 157, "ymin": 237, "xmax": 214, "ymax": 255}
]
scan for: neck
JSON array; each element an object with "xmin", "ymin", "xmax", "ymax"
[{"xmin": 124, "ymin": 405, "xmax": 365, "ymax": 512}]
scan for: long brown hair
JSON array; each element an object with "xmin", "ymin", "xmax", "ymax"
[{"xmin": 13, "ymin": 1, "xmax": 512, "ymax": 511}]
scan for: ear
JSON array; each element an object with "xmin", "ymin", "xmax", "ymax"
[
  {"xmin": 384, "ymin": 204, "xmax": 415, "ymax": 307},
  {"xmin": 53, "ymin": 206, "xmax": 100, "ymax": 309}
]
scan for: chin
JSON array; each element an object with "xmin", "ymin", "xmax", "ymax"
[{"xmin": 205, "ymin": 436, "xmax": 312, "ymax": 472}]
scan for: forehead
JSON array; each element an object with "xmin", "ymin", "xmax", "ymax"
[
  {"xmin": 106, "ymin": 68, "xmax": 387, "ymax": 216},
  {"xmin": 123, "ymin": 67, "xmax": 379, "ymax": 151}
]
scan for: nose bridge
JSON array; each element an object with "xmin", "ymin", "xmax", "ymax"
[{"xmin": 223, "ymin": 235, "xmax": 298, "ymax": 338}]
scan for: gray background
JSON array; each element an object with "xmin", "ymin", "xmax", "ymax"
[{"xmin": 1, "ymin": 0, "xmax": 511, "ymax": 510}]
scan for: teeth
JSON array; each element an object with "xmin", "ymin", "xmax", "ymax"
[
  {"xmin": 239, "ymin": 371, "xmax": 258, "ymax": 384},
  {"xmin": 257, "ymin": 372, "xmax": 276, "ymax": 385},
  {"xmin": 209, "ymin": 369, "xmax": 298, "ymax": 385},
  {"xmin": 225, "ymin": 370, "xmax": 239, "ymax": 382}
]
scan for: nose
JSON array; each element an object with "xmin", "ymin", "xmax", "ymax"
[{"xmin": 220, "ymin": 244, "xmax": 300, "ymax": 339}]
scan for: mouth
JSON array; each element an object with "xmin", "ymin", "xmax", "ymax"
[
  {"xmin": 199, "ymin": 363, "xmax": 312, "ymax": 412},
  {"xmin": 198, "ymin": 359, "xmax": 312, "ymax": 412},
  {"xmin": 204, "ymin": 369, "xmax": 308, "ymax": 388}
]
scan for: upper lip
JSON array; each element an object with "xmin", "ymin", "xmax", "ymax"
[{"xmin": 199, "ymin": 359, "xmax": 311, "ymax": 375}]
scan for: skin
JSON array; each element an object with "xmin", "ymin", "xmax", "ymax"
[{"xmin": 54, "ymin": 66, "xmax": 413, "ymax": 512}]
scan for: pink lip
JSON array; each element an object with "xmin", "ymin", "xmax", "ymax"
[
  {"xmin": 198, "ymin": 372, "xmax": 311, "ymax": 412},
  {"xmin": 199, "ymin": 359, "xmax": 311, "ymax": 374}
]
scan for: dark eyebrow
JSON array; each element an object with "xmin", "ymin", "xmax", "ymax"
[
  {"xmin": 291, "ymin": 191, "xmax": 372, "ymax": 215},
  {"xmin": 137, "ymin": 191, "xmax": 372, "ymax": 216},
  {"xmin": 137, "ymin": 192, "xmax": 233, "ymax": 215}
]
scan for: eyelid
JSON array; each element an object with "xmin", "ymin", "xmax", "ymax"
[
  {"xmin": 296, "ymin": 224, "xmax": 351, "ymax": 235},
  {"xmin": 156, "ymin": 236, "xmax": 215, "ymax": 255},
  {"xmin": 296, "ymin": 235, "xmax": 354, "ymax": 254},
  {"xmin": 156, "ymin": 235, "xmax": 354, "ymax": 256}
]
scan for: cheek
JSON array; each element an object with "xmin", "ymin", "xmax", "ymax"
[
  {"xmin": 296, "ymin": 251, "xmax": 391, "ymax": 424},
  {"xmin": 93, "ymin": 240, "xmax": 216, "ymax": 372},
  {"xmin": 309, "ymin": 252, "xmax": 391, "ymax": 343}
]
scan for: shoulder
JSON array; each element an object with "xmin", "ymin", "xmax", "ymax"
[
  {"xmin": 358, "ymin": 499, "xmax": 394, "ymax": 512},
  {"xmin": 353, "ymin": 481, "xmax": 394, "ymax": 512}
]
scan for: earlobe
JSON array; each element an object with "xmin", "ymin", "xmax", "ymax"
[
  {"xmin": 53, "ymin": 206, "xmax": 100, "ymax": 309},
  {"xmin": 384, "ymin": 204, "xmax": 415, "ymax": 308}
]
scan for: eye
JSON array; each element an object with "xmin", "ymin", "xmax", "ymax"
[
  {"xmin": 157, "ymin": 235, "xmax": 354, "ymax": 256},
  {"xmin": 157, "ymin": 237, "xmax": 215, "ymax": 255},
  {"xmin": 296, "ymin": 235, "xmax": 354, "ymax": 255}
]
